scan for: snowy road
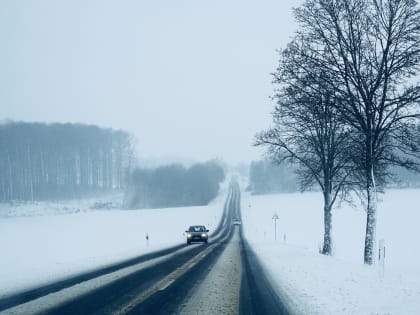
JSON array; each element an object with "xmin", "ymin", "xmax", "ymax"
[
  {"xmin": 0, "ymin": 182, "xmax": 290, "ymax": 315},
  {"xmin": 179, "ymin": 226, "xmax": 242, "ymax": 314}
]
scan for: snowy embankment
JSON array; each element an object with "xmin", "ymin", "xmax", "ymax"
[{"xmin": 242, "ymin": 189, "xmax": 420, "ymax": 314}]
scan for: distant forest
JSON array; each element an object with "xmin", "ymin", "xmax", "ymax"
[
  {"xmin": 247, "ymin": 159, "xmax": 299, "ymax": 194},
  {"xmin": 248, "ymin": 159, "xmax": 420, "ymax": 195},
  {"xmin": 388, "ymin": 166, "xmax": 420, "ymax": 189},
  {"xmin": 127, "ymin": 160, "xmax": 225, "ymax": 209},
  {"xmin": 0, "ymin": 121, "xmax": 134, "ymax": 201}
]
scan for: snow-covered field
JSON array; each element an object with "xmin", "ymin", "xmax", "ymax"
[
  {"xmin": 241, "ymin": 189, "xmax": 420, "ymax": 314},
  {"xmin": 1, "ymin": 186, "xmax": 419, "ymax": 314}
]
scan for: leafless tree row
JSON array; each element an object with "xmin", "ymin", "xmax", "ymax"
[{"xmin": 256, "ymin": 0, "xmax": 420, "ymax": 264}]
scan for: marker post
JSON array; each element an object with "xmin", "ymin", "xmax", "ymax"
[{"xmin": 272, "ymin": 213, "xmax": 279, "ymax": 241}]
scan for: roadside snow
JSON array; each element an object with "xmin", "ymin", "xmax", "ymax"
[{"xmin": 242, "ymin": 189, "xmax": 420, "ymax": 314}]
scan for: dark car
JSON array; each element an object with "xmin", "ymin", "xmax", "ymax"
[
  {"xmin": 185, "ymin": 225, "xmax": 209, "ymax": 245},
  {"xmin": 231, "ymin": 218, "xmax": 241, "ymax": 226}
]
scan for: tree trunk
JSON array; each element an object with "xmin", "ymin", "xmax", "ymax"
[
  {"xmin": 364, "ymin": 167, "xmax": 377, "ymax": 265},
  {"xmin": 322, "ymin": 191, "xmax": 333, "ymax": 255},
  {"xmin": 27, "ymin": 146, "xmax": 34, "ymax": 202},
  {"xmin": 7, "ymin": 152, "xmax": 14, "ymax": 200}
]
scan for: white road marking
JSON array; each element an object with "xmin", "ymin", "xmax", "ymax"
[
  {"xmin": 114, "ymin": 243, "xmax": 218, "ymax": 315},
  {"xmin": 159, "ymin": 279, "xmax": 175, "ymax": 291}
]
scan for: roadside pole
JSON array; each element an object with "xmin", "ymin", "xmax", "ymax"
[
  {"xmin": 272, "ymin": 213, "xmax": 279, "ymax": 241},
  {"xmin": 378, "ymin": 239, "xmax": 385, "ymax": 278}
]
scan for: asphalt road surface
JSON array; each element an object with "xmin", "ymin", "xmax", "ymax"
[{"xmin": 0, "ymin": 181, "xmax": 291, "ymax": 315}]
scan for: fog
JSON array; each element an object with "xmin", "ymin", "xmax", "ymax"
[{"xmin": 0, "ymin": 0, "xmax": 301, "ymax": 165}]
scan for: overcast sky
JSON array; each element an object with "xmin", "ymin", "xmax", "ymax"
[{"xmin": 1, "ymin": 0, "xmax": 301, "ymax": 165}]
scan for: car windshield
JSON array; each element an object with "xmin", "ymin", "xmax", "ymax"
[{"xmin": 189, "ymin": 226, "xmax": 205, "ymax": 232}]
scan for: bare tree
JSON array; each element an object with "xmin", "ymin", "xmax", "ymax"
[
  {"xmin": 256, "ymin": 46, "xmax": 352, "ymax": 255},
  {"xmin": 292, "ymin": 0, "xmax": 420, "ymax": 264}
]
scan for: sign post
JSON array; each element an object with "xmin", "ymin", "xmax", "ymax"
[
  {"xmin": 272, "ymin": 213, "xmax": 279, "ymax": 241},
  {"xmin": 378, "ymin": 239, "xmax": 386, "ymax": 278}
]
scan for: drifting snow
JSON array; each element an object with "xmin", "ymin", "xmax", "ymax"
[{"xmin": 1, "ymin": 186, "xmax": 419, "ymax": 314}]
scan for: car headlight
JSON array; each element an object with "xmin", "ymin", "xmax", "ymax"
[
  {"xmin": 201, "ymin": 233, "xmax": 207, "ymax": 238},
  {"xmin": 187, "ymin": 233, "xmax": 192, "ymax": 238}
]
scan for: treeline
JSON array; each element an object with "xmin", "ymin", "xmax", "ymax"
[
  {"xmin": 389, "ymin": 165, "xmax": 420, "ymax": 188},
  {"xmin": 0, "ymin": 121, "xmax": 134, "ymax": 201},
  {"xmin": 128, "ymin": 160, "xmax": 225, "ymax": 209},
  {"xmin": 248, "ymin": 159, "xmax": 420, "ymax": 195},
  {"xmin": 247, "ymin": 159, "xmax": 420, "ymax": 195},
  {"xmin": 248, "ymin": 159, "xmax": 298, "ymax": 194}
]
